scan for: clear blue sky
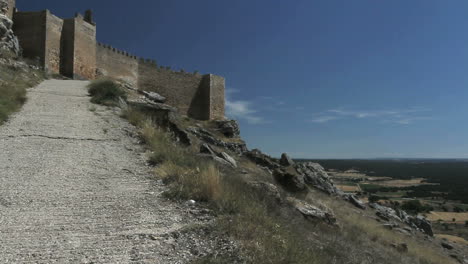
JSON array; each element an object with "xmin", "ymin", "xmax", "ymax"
[{"xmin": 18, "ymin": 0, "xmax": 468, "ymax": 159}]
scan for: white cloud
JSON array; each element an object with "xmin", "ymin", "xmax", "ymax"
[
  {"xmin": 310, "ymin": 107, "xmax": 432, "ymax": 125},
  {"xmin": 309, "ymin": 116, "xmax": 339, "ymax": 123},
  {"xmin": 225, "ymin": 98, "xmax": 267, "ymax": 125}
]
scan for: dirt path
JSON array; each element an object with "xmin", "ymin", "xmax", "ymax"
[{"xmin": 0, "ymin": 80, "xmax": 208, "ymax": 263}]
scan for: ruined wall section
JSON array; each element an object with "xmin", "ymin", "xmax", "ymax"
[
  {"xmin": 138, "ymin": 62, "xmax": 206, "ymax": 118},
  {"xmin": 13, "ymin": 11, "xmax": 46, "ymax": 67},
  {"xmin": 137, "ymin": 63, "xmax": 225, "ymax": 120},
  {"xmin": 60, "ymin": 18, "xmax": 74, "ymax": 77},
  {"xmin": 72, "ymin": 16, "xmax": 96, "ymax": 79},
  {"xmin": 208, "ymin": 74, "xmax": 225, "ymax": 120},
  {"xmin": 96, "ymin": 43, "xmax": 138, "ymax": 85},
  {"xmin": 44, "ymin": 11, "xmax": 63, "ymax": 74}
]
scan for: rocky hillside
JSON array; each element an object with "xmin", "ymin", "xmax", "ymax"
[{"xmin": 108, "ymin": 83, "xmax": 468, "ymax": 264}]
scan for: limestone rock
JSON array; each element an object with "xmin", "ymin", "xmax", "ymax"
[
  {"xmin": 245, "ymin": 149, "xmax": 280, "ymax": 170},
  {"xmin": 215, "ymin": 120, "xmax": 240, "ymax": 138},
  {"xmin": 287, "ymin": 197, "xmax": 336, "ymax": 225},
  {"xmin": 200, "ymin": 143, "xmax": 216, "ymax": 156},
  {"xmin": 0, "ymin": 14, "xmax": 20, "ymax": 56},
  {"xmin": 294, "ymin": 162, "xmax": 341, "ymax": 195},
  {"xmin": 273, "ymin": 167, "xmax": 305, "ymax": 192},
  {"xmin": 247, "ymin": 181, "xmax": 282, "ymax": 202},
  {"xmin": 219, "ymin": 152, "xmax": 237, "ymax": 168},
  {"xmin": 141, "ymin": 90, "xmax": 166, "ymax": 103},
  {"xmin": 187, "ymin": 126, "xmax": 247, "ymax": 154},
  {"xmin": 280, "ymin": 153, "xmax": 295, "ymax": 166},
  {"xmin": 345, "ymin": 194, "xmax": 366, "ymax": 210},
  {"xmin": 441, "ymin": 241, "xmax": 454, "ymax": 250},
  {"xmin": 410, "ymin": 215, "xmax": 433, "ymax": 237}
]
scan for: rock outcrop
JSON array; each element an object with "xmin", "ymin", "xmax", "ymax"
[
  {"xmin": 280, "ymin": 153, "xmax": 295, "ymax": 166},
  {"xmin": 187, "ymin": 126, "xmax": 248, "ymax": 154},
  {"xmin": 273, "ymin": 167, "xmax": 305, "ymax": 192},
  {"xmin": 287, "ymin": 197, "xmax": 336, "ymax": 225},
  {"xmin": 0, "ymin": 1, "xmax": 20, "ymax": 56},
  {"xmin": 369, "ymin": 203, "xmax": 434, "ymax": 236},
  {"xmin": 294, "ymin": 162, "xmax": 342, "ymax": 195},
  {"xmin": 215, "ymin": 120, "xmax": 240, "ymax": 138}
]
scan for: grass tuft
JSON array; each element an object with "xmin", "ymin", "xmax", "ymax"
[
  {"xmin": 88, "ymin": 79, "xmax": 126, "ymax": 106},
  {"xmin": 0, "ymin": 63, "xmax": 44, "ymax": 125}
]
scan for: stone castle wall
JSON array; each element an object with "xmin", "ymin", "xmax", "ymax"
[
  {"xmin": 71, "ymin": 16, "xmax": 96, "ymax": 79},
  {"xmin": 96, "ymin": 43, "xmax": 139, "ymax": 85},
  {"xmin": 45, "ymin": 11, "xmax": 63, "ymax": 74},
  {"xmin": 13, "ymin": 11, "xmax": 46, "ymax": 66},
  {"xmin": 11, "ymin": 6, "xmax": 225, "ymax": 120}
]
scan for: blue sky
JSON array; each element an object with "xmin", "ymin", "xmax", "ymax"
[{"xmin": 18, "ymin": 0, "xmax": 468, "ymax": 159}]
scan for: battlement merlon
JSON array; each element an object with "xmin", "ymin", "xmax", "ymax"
[{"xmin": 11, "ymin": 4, "xmax": 226, "ymax": 121}]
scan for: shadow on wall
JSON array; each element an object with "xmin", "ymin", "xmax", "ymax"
[{"xmin": 188, "ymin": 75, "xmax": 210, "ymax": 120}]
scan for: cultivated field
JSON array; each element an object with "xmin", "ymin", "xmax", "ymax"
[
  {"xmin": 427, "ymin": 212, "xmax": 468, "ymax": 224},
  {"xmin": 435, "ymin": 234, "xmax": 468, "ymax": 245}
]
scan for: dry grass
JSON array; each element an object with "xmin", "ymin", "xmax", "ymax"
[
  {"xmin": 0, "ymin": 63, "xmax": 44, "ymax": 124},
  {"xmin": 306, "ymin": 190, "xmax": 457, "ymax": 264},
  {"xmin": 435, "ymin": 234, "xmax": 468, "ymax": 245},
  {"xmin": 427, "ymin": 211, "xmax": 468, "ymax": 223},
  {"xmin": 121, "ymin": 107, "xmax": 457, "ymax": 264}
]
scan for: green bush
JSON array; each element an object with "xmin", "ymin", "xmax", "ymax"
[
  {"xmin": 401, "ymin": 199, "xmax": 433, "ymax": 214},
  {"xmin": 87, "ymin": 79, "xmax": 126, "ymax": 105}
]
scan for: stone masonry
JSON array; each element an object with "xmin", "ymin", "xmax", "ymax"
[{"xmin": 8, "ymin": 0, "xmax": 225, "ymax": 120}]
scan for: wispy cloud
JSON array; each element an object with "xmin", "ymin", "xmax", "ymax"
[
  {"xmin": 225, "ymin": 88, "xmax": 267, "ymax": 124},
  {"xmin": 310, "ymin": 116, "xmax": 340, "ymax": 123},
  {"xmin": 309, "ymin": 107, "xmax": 432, "ymax": 124}
]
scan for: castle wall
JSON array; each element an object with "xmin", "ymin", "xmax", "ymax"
[
  {"xmin": 137, "ymin": 64, "xmax": 225, "ymax": 120},
  {"xmin": 44, "ymin": 12, "xmax": 63, "ymax": 74},
  {"xmin": 60, "ymin": 18, "xmax": 75, "ymax": 77},
  {"xmin": 96, "ymin": 43, "xmax": 138, "ymax": 85},
  {"xmin": 73, "ymin": 16, "xmax": 96, "ymax": 79},
  {"xmin": 13, "ymin": 11, "xmax": 46, "ymax": 67},
  {"xmin": 60, "ymin": 16, "xmax": 96, "ymax": 79},
  {"xmin": 137, "ymin": 63, "xmax": 206, "ymax": 118},
  {"xmin": 208, "ymin": 74, "xmax": 225, "ymax": 120}
]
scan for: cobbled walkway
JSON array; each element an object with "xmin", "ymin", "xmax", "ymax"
[{"xmin": 0, "ymin": 80, "xmax": 200, "ymax": 263}]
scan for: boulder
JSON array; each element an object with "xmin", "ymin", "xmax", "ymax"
[
  {"xmin": 273, "ymin": 167, "xmax": 305, "ymax": 192},
  {"xmin": 294, "ymin": 162, "xmax": 341, "ymax": 195},
  {"xmin": 280, "ymin": 153, "xmax": 295, "ymax": 166},
  {"xmin": 369, "ymin": 203, "xmax": 402, "ymax": 222},
  {"xmin": 409, "ymin": 215, "xmax": 433, "ymax": 237},
  {"xmin": 247, "ymin": 181, "xmax": 282, "ymax": 202},
  {"xmin": 141, "ymin": 90, "xmax": 166, "ymax": 103},
  {"xmin": 200, "ymin": 143, "xmax": 216, "ymax": 156},
  {"xmin": 219, "ymin": 152, "xmax": 237, "ymax": 168},
  {"xmin": 0, "ymin": 14, "xmax": 20, "ymax": 56},
  {"xmin": 216, "ymin": 120, "xmax": 240, "ymax": 138},
  {"xmin": 345, "ymin": 194, "xmax": 366, "ymax": 210},
  {"xmin": 187, "ymin": 126, "xmax": 248, "ymax": 154},
  {"xmin": 245, "ymin": 149, "xmax": 280, "ymax": 170},
  {"xmin": 287, "ymin": 197, "xmax": 336, "ymax": 225},
  {"xmin": 441, "ymin": 241, "xmax": 454, "ymax": 250}
]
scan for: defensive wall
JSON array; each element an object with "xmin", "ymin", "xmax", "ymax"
[
  {"xmin": 9, "ymin": 0, "xmax": 225, "ymax": 120},
  {"xmin": 96, "ymin": 43, "xmax": 225, "ymax": 120}
]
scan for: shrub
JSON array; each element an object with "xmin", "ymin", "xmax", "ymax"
[
  {"xmin": 87, "ymin": 79, "xmax": 126, "ymax": 105},
  {"xmin": 401, "ymin": 199, "xmax": 433, "ymax": 214}
]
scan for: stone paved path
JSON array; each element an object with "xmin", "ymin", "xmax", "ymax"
[{"xmin": 0, "ymin": 80, "xmax": 198, "ymax": 263}]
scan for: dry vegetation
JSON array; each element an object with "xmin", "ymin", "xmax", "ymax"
[
  {"xmin": 86, "ymin": 79, "xmax": 458, "ymax": 264},
  {"xmin": 0, "ymin": 59, "xmax": 44, "ymax": 124}
]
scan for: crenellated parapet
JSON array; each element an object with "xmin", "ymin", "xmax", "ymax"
[{"xmin": 12, "ymin": 6, "xmax": 224, "ymax": 120}]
